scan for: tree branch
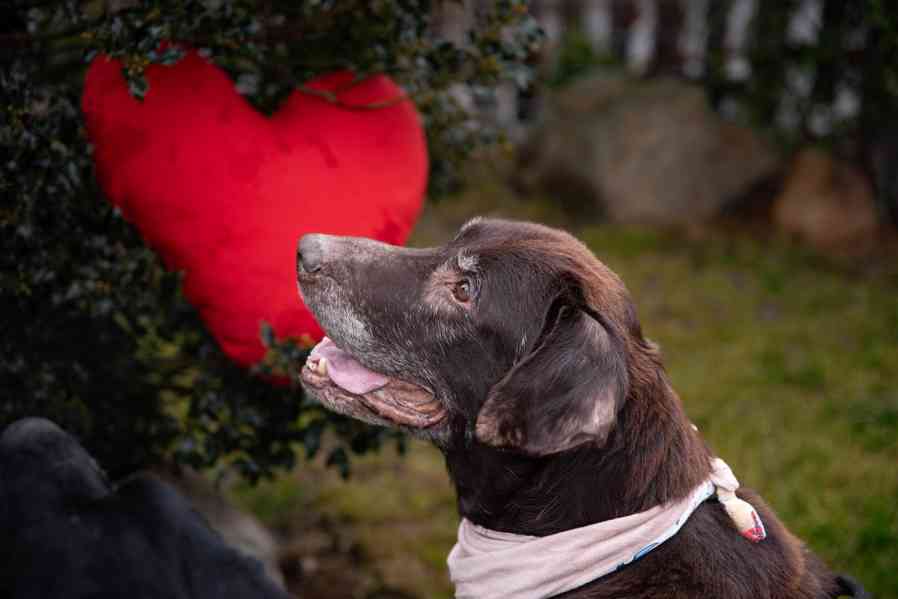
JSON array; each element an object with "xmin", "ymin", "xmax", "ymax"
[{"xmin": 296, "ymin": 83, "xmax": 411, "ymax": 110}]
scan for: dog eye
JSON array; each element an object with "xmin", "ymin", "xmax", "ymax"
[{"xmin": 452, "ymin": 279, "xmax": 472, "ymax": 303}]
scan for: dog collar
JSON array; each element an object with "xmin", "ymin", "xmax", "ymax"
[{"xmin": 447, "ymin": 457, "xmax": 766, "ymax": 599}]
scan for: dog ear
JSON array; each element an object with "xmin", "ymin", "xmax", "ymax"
[{"xmin": 474, "ymin": 304, "xmax": 628, "ymax": 456}]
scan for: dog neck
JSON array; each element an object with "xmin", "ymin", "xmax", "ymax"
[{"xmin": 444, "ymin": 367, "xmax": 712, "ymax": 537}]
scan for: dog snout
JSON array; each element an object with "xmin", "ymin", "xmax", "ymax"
[{"xmin": 298, "ymin": 234, "xmax": 328, "ymax": 275}]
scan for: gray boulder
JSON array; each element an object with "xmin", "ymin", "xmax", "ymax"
[{"xmin": 518, "ymin": 73, "xmax": 781, "ymax": 224}]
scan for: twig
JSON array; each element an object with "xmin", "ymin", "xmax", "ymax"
[{"xmin": 296, "ymin": 83, "xmax": 411, "ymax": 110}]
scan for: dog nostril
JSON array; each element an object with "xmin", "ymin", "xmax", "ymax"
[{"xmin": 298, "ymin": 234, "xmax": 324, "ymax": 274}]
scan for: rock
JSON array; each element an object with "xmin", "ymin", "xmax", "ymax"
[
  {"xmin": 518, "ymin": 73, "xmax": 781, "ymax": 224},
  {"xmin": 773, "ymin": 149, "xmax": 880, "ymax": 253},
  {"xmin": 156, "ymin": 467, "xmax": 286, "ymax": 589}
]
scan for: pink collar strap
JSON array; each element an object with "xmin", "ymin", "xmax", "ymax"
[{"xmin": 447, "ymin": 458, "xmax": 766, "ymax": 599}]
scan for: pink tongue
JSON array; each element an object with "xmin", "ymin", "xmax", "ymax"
[{"xmin": 309, "ymin": 337, "xmax": 390, "ymax": 394}]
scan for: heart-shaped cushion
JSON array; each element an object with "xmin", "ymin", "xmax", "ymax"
[{"xmin": 82, "ymin": 51, "xmax": 427, "ymax": 367}]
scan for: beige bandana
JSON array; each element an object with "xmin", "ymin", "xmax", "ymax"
[{"xmin": 447, "ymin": 458, "xmax": 765, "ymax": 599}]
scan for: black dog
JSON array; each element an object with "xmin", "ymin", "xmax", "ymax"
[
  {"xmin": 297, "ymin": 218, "xmax": 869, "ymax": 599},
  {"xmin": 0, "ymin": 418, "xmax": 290, "ymax": 599}
]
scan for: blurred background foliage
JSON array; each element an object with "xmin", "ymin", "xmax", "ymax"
[
  {"xmin": 1, "ymin": 0, "xmax": 541, "ymax": 480},
  {"xmin": 3, "ymin": 1, "xmax": 898, "ymax": 597},
  {"xmin": 542, "ymin": 0, "xmax": 898, "ymax": 223}
]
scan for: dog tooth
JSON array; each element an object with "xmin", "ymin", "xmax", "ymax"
[{"xmin": 317, "ymin": 357, "xmax": 328, "ymax": 376}]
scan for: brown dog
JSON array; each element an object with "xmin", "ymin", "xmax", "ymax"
[{"xmin": 297, "ymin": 218, "xmax": 865, "ymax": 599}]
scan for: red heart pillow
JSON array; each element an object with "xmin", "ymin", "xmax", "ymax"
[{"xmin": 82, "ymin": 51, "xmax": 427, "ymax": 367}]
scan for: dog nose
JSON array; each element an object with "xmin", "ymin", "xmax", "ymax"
[{"xmin": 298, "ymin": 234, "xmax": 325, "ymax": 274}]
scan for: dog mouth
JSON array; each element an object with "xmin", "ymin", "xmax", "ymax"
[{"xmin": 300, "ymin": 337, "xmax": 447, "ymax": 429}]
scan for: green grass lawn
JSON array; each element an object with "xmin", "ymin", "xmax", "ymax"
[
  {"xmin": 580, "ymin": 225, "xmax": 898, "ymax": 598},
  {"xmin": 235, "ymin": 193, "xmax": 898, "ymax": 598}
]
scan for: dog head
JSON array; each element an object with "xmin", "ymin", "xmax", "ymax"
[{"xmin": 298, "ymin": 218, "xmax": 646, "ymax": 455}]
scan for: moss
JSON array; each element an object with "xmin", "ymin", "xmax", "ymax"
[{"xmin": 232, "ymin": 475, "xmax": 305, "ymax": 530}]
